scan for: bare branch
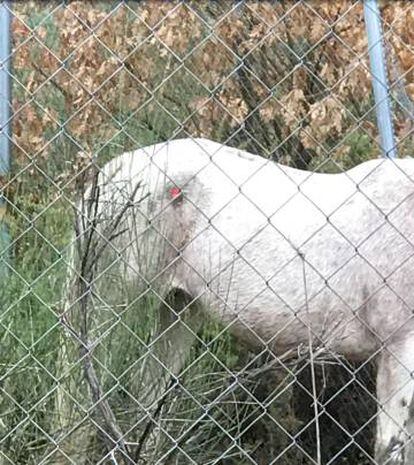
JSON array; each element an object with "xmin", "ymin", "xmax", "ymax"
[{"xmin": 68, "ymin": 163, "xmax": 146, "ymax": 464}]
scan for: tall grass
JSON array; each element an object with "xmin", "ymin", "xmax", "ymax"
[{"xmin": 0, "ymin": 200, "xmax": 70, "ymax": 464}]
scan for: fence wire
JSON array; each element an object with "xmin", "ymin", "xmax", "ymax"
[{"xmin": 1, "ymin": 2, "xmax": 414, "ymax": 465}]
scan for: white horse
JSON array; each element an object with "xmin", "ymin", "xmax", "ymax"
[{"xmin": 70, "ymin": 138, "xmax": 414, "ymax": 464}]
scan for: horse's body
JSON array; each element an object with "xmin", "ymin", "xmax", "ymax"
[{"xmin": 78, "ymin": 138, "xmax": 414, "ymax": 464}]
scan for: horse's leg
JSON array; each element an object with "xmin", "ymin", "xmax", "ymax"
[
  {"xmin": 135, "ymin": 287, "xmax": 201, "ymax": 461},
  {"xmin": 47, "ymin": 332, "xmax": 94, "ymax": 465},
  {"xmin": 375, "ymin": 333, "xmax": 414, "ymax": 464},
  {"xmin": 140, "ymin": 287, "xmax": 201, "ymax": 409}
]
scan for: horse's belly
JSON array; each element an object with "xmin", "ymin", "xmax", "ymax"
[{"xmin": 183, "ymin": 249, "xmax": 377, "ymax": 358}]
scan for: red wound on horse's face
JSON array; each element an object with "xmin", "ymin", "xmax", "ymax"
[{"xmin": 169, "ymin": 186, "xmax": 182, "ymax": 199}]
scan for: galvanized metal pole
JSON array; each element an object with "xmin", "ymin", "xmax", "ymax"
[
  {"xmin": 0, "ymin": 1, "xmax": 10, "ymax": 174},
  {"xmin": 0, "ymin": 1, "xmax": 11, "ymax": 274},
  {"xmin": 364, "ymin": 0, "xmax": 397, "ymax": 158}
]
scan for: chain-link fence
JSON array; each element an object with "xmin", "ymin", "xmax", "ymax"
[{"xmin": 1, "ymin": 2, "xmax": 414, "ymax": 464}]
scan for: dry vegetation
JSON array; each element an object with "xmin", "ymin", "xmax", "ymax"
[{"xmin": 10, "ymin": 1, "xmax": 414, "ymax": 189}]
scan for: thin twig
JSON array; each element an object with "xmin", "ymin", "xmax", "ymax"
[
  {"xmin": 300, "ymin": 252, "xmax": 321, "ymax": 465},
  {"xmin": 134, "ymin": 377, "xmax": 176, "ymax": 463},
  {"xmin": 70, "ymin": 164, "xmax": 145, "ymax": 464}
]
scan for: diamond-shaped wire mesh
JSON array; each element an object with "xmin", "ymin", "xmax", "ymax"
[{"xmin": 2, "ymin": 2, "xmax": 414, "ymax": 465}]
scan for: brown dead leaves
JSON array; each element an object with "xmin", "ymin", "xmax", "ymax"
[{"xmin": 10, "ymin": 1, "xmax": 414, "ymax": 176}]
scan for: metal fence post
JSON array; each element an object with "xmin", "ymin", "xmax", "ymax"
[
  {"xmin": 0, "ymin": 1, "xmax": 11, "ymax": 274},
  {"xmin": 364, "ymin": 0, "xmax": 397, "ymax": 158}
]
